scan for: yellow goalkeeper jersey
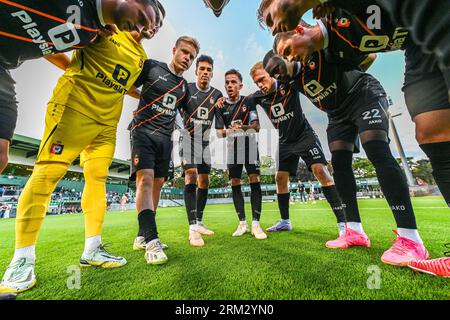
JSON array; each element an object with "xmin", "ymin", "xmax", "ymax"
[{"xmin": 49, "ymin": 30, "xmax": 147, "ymax": 126}]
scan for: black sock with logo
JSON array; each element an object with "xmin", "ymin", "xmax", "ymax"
[
  {"xmin": 250, "ymin": 182, "xmax": 262, "ymax": 221},
  {"xmin": 196, "ymin": 188, "xmax": 209, "ymax": 222},
  {"xmin": 363, "ymin": 141, "xmax": 417, "ymax": 229},
  {"xmin": 232, "ymin": 185, "xmax": 246, "ymax": 221},
  {"xmin": 184, "ymin": 184, "xmax": 198, "ymax": 225},
  {"xmin": 138, "ymin": 209, "xmax": 158, "ymax": 242},
  {"xmin": 322, "ymin": 185, "xmax": 347, "ymax": 223}
]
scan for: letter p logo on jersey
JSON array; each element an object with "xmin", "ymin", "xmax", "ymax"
[{"xmin": 113, "ymin": 65, "xmax": 131, "ymax": 86}]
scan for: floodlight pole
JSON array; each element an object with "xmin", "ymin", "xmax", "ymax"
[{"xmin": 388, "ymin": 97, "xmax": 416, "ymax": 186}]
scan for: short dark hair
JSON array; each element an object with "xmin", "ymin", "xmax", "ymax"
[
  {"xmin": 257, "ymin": 0, "xmax": 274, "ymax": 28},
  {"xmin": 225, "ymin": 69, "xmax": 243, "ymax": 82},
  {"xmin": 196, "ymin": 55, "xmax": 214, "ymax": 69}
]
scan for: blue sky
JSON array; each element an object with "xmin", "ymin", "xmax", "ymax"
[{"xmin": 13, "ymin": 0, "xmax": 423, "ymax": 161}]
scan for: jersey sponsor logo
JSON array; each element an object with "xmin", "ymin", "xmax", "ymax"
[
  {"xmin": 359, "ymin": 35, "xmax": 390, "ymax": 52},
  {"xmin": 11, "ymin": 5, "xmax": 83, "ymax": 54},
  {"xmin": 197, "ymin": 107, "xmax": 209, "ymax": 120},
  {"xmin": 50, "ymin": 143, "xmax": 64, "ymax": 155},
  {"xmin": 162, "ymin": 93, "xmax": 177, "ymax": 110},
  {"xmin": 96, "ymin": 72, "xmax": 128, "ymax": 95},
  {"xmin": 304, "ymin": 80, "xmax": 324, "ymax": 97},
  {"xmin": 48, "ymin": 23, "xmax": 80, "ymax": 51},
  {"xmin": 271, "ymin": 103, "xmax": 285, "ymax": 117},
  {"xmin": 112, "ymin": 64, "xmax": 131, "ymax": 86}
]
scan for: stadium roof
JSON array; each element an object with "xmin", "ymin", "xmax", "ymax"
[{"xmin": 9, "ymin": 134, "xmax": 131, "ymax": 178}]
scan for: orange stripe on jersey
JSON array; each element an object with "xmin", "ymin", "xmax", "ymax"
[
  {"xmin": 131, "ymin": 112, "xmax": 163, "ymax": 131},
  {"xmin": 231, "ymin": 96, "xmax": 247, "ymax": 123},
  {"xmin": 0, "ymin": 29, "xmax": 83, "ymax": 48},
  {"xmin": 326, "ymin": 18, "xmax": 359, "ymax": 49},
  {"xmin": 0, "ymin": 0, "xmax": 99, "ymax": 32},
  {"xmin": 133, "ymin": 80, "xmax": 184, "ymax": 116},
  {"xmin": 354, "ymin": 16, "xmax": 376, "ymax": 36}
]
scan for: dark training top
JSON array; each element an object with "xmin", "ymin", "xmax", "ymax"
[
  {"xmin": 181, "ymin": 83, "xmax": 223, "ymax": 145},
  {"xmin": 248, "ymin": 81, "xmax": 311, "ymax": 144},
  {"xmin": 131, "ymin": 59, "xmax": 188, "ymax": 138},
  {"xmin": 0, "ymin": 0, "xmax": 101, "ymax": 69},
  {"xmin": 215, "ymin": 95, "xmax": 259, "ymax": 150},
  {"xmin": 289, "ymin": 50, "xmax": 386, "ymax": 119}
]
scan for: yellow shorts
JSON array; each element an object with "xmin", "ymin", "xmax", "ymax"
[{"xmin": 38, "ymin": 103, "xmax": 117, "ymax": 166}]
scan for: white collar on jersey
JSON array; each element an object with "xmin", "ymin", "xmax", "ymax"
[
  {"xmin": 96, "ymin": 0, "xmax": 106, "ymax": 27},
  {"xmin": 226, "ymin": 96, "xmax": 241, "ymax": 105},
  {"xmin": 317, "ymin": 19, "xmax": 329, "ymax": 49},
  {"xmin": 196, "ymin": 83, "xmax": 211, "ymax": 93}
]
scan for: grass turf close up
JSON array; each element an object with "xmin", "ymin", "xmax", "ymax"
[{"xmin": 0, "ymin": 197, "xmax": 448, "ymax": 300}]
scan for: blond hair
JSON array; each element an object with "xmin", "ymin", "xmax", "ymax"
[
  {"xmin": 249, "ymin": 61, "xmax": 264, "ymax": 78},
  {"xmin": 175, "ymin": 36, "xmax": 201, "ymax": 55}
]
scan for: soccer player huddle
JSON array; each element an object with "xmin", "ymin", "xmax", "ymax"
[{"xmin": 0, "ymin": 0, "xmax": 448, "ymax": 295}]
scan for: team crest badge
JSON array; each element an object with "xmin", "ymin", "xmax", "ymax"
[
  {"xmin": 210, "ymin": 98, "xmax": 215, "ymax": 104},
  {"xmin": 279, "ymin": 86, "xmax": 286, "ymax": 96},
  {"xmin": 337, "ymin": 18, "xmax": 351, "ymax": 27},
  {"xmin": 50, "ymin": 143, "xmax": 64, "ymax": 155},
  {"xmin": 242, "ymin": 106, "xmax": 247, "ymax": 112},
  {"xmin": 139, "ymin": 58, "xmax": 143, "ymax": 68},
  {"xmin": 133, "ymin": 155, "xmax": 139, "ymax": 166},
  {"xmin": 309, "ymin": 61, "xmax": 316, "ymax": 70}
]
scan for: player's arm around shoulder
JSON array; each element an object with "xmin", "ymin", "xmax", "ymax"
[{"xmin": 45, "ymin": 53, "xmax": 72, "ymax": 71}]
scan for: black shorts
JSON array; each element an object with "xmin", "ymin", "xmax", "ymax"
[
  {"xmin": 277, "ymin": 128, "xmax": 328, "ymax": 176},
  {"xmin": 227, "ymin": 144, "xmax": 260, "ymax": 179},
  {"xmin": 0, "ymin": 65, "xmax": 18, "ymax": 141},
  {"xmin": 327, "ymin": 97, "xmax": 390, "ymax": 151},
  {"xmin": 130, "ymin": 131, "xmax": 173, "ymax": 180},
  {"xmin": 404, "ymin": 44, "xmax": 450, "ymax": 119},
  {"xmin": 179, "ymin": 135, "xmax": 211, "ymax": 175}
]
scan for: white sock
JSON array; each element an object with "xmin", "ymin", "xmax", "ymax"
[
  {"xmin": 281, "ymin": 219, "xmax": 291, "ymax": 224},
  {"xmin": 84, "ymin": 235, "xmax": 102, "ymax": 255},
  {"xmin": 189, "ymin": 224, "xmax": 199, "ymax": 232},
  {"xmin": 338, "ymin": 223, "xmax": 346, "ymax": 236},
  {"xmin": 398, "ymin": 228, "xmax": 423, "ymax": 243},
  {"xmin": 240, "ymin": 221, "xmax": 248, "ymax": 226},
  {"xmin": 347, "ymin": 222, "xmax": 364, "ymax": 234},
  {"xmin": 252, "ymin": 220, "xmax": 260, "ymax": 228},
  {"xmin": 13, "ymin": 245, "xmax": 36, "ymax": 262}
]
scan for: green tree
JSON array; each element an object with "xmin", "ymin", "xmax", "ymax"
[
  {"xmin": 352, "ymin": 157, "xmax": 376, "ymax": 179},
  {"xmin": 411, "ymin": 159, "xmax": 435, "ymax": 184}
]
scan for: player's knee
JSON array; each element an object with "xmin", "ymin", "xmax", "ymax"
[
  {"xmin": 312, "ymin": 164, "xmax": 333, "ymax": 185},
  {"xmin": 415, "ymin": 121, "xmax": 450, "ymax": 144},
  {"xmin": 249, "ymin": 174, "xmax": 260, "ymax": 184},
  {"xmin": 0, "ymin": 152, "xmax": 8, "ymax": 173},
  {"xmin": 231, "ymin": 178, "xmax": 241, "ymax": 186},
  {"xmin": 198, "ymin": 176, "xmax": 209, "ymax": 189},
  {"xmin": 275, "ymin": 172, "xmax": 288, "ymax": 187},
  {"xmin": 137, "ymin": 173, "xmax": 154, "ymax": 192},
  {"xmin": 84, "ymin": 160, "xmax": 109, "ymax": 183},
  {"xmin": 185, "ymin": 171, "xmax": 198, "ymax": 185}
]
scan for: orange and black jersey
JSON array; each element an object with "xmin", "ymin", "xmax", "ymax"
[
  {"xmin": 215, "ymin": 96, "xmax": 258, "ymax": 130},
  {"xmin": 290, "ymin": 49, "xmax": 386, "ymax": 118},
  {"xmin": 131, "ymin": 59, "xmax": 188, "ymax": 138},
  {"xmin": 182, "ymin": 83, "xmax": 223, "ymax": 144},
  {"xmin": 321, "ymin": 6, "xmax": 410, "ymax": 63},
  {"xmin": 248, "ymin": 82, "xmax": 310, "ymax": 144},
  {"xmin": 0, "ymin": 0, "xmax": 101, "ymax": 69}
]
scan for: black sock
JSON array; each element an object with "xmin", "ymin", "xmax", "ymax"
[
  {"xmin": 196, "ymin": 188, "xmax": 209, "ymax": 222},
  {"xmin": 232, "ymin": 185, "xmax": 246, "ymax": 221},
  {"xmin": 322, "ymin": 185, "xmax": 347, "ymax": 223},
  {"xmin": 184, "ymin": 184, "xmax": 197, "ymax": 225},
  {"xmin": 250, "ymin": 182, "xmax": 262, "ymax": 221},
  {"xmin": 420, "ymin": 142, "xmax": 450, "ymax": 207},
  {"xmin": 364, "ymin": 140, "xmax": 417, "ymax": 229},
  {"xmin": 277, "ymin": 193, "xmax": 290, "ymax": 220},
  {"xmin": 138, "ymin": 209, "xmax": 158, "ymax": 242},
  {"xmin": 332, "ymin": 150, "xmax": 361, "ymax": 222}
]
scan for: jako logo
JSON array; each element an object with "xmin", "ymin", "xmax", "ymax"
[{"xmin": 112, "ymin": 64, "xmax": 131, "ymax": 86}]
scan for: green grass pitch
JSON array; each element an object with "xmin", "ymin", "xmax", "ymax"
[{"xmin": 0, "ymin": 196, "xmax": 448, "ymax": 300}]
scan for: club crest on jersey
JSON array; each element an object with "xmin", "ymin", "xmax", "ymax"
[
  {"xmin": 139, "ymin": 59, "xmax": 144, "ymax": 68},
  {"xmin": 337, "ymin": 18, "xmax": 351, "ymax": 27},
  {"xmin": 50, "ymin": 143, "xmax": 64, "ymax": 155},
  {"xmin": 279, "ymin": 85, "xmax": 286, "ymax": 96},
  {"xmin": 210, "ymin": 98, "xmax": 215, "ymax": 104},
  {"xmin": 308, "ymin": 61, "xmax": 316, "ymax": 70},
  {"xmin": 242, "ymin": 106, "xmax": 247, "ymax": 112},
  {"xmin": 133, "ymin": 155, "xmax": 139, "ymax": 166}
]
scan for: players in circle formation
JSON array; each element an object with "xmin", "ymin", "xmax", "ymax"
[{"xmin": 0, "ymin": 0, "xmax": 448, "ymax": 294}]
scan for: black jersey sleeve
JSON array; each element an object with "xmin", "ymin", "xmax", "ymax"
[
  {"xmin": 133, "ymin": 59, "xmax": 152, "ymax": 88},
  {"xmin": 215, "ymin": 107, "xmax": 226, "ymax": 129}
]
